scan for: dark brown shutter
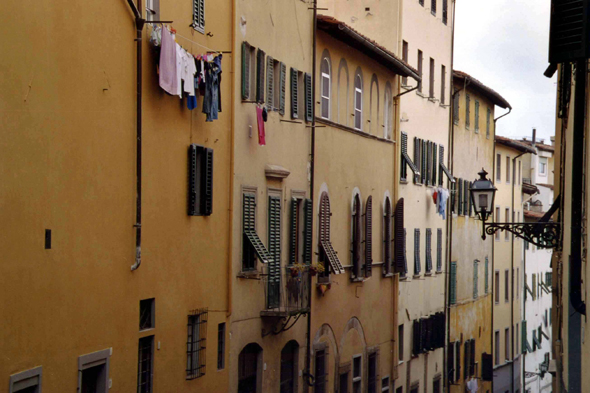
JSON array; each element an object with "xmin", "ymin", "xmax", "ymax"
[
  {"xmin": 394, "ymin": 198, "xmax": 406, "ymax": 275},
  {"xmin": 448, "ymin": 342, "xmax": 455, "ymax": 383},
  {"xmin": 352, "ymin": 196, "xmax": 362, "ymax": 277},
  {"xmin": 365, "ymin": 196, "xmax": 373, "ymax": 277},
  {"xmin": 188, "ymin": 144, "xmax": 198, "ymax": 216},
  {"xmin": 203, "ymin": 148, "xmax": 213, "ymax": 215},
  {"xmin": 482, "ymin": 353, "xmax": 493, "ymax": 381},
  {"xmin": 289, "ymin": 198, "xmax": 298, "ymax": 266},
  {"xmin": 413, "ymin": 319, "xmax": 422, "ymax": 356},
  {"xmin": 384, "ymin": 198, "xmax": 392, "ymax": 275},
  {"xmin": 303, "ymin": 198, "xmax": 313, "ymax": 264},
  {"xmin": 464, "ymin": 340, "xmax": 470, "ymax": 379},
  {"xmin": 455, "ymin": 341, "xmax": 461, "ymax": 382},
  {"xmin": 470, "ymin": 339, "xmax": 476, "ymax": 376},
  {"xmin": 438, "ymin": 145, "xmax": 444, "ymax": 186},
  {"xmin": 549, "ymin": 0, "xmax": 589, "ymax": 63}
]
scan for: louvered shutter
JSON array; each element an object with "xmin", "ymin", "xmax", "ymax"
[
  {"xmin": 256, "ymin": 50, "xmax": 265, "ymax": 103},
  {"xmin": 482, "ymin": 353, "xmax": 493, "ymax": 381},
  {"xmin": 192, "ymin": 0, "xmax": 205, "ymax": 32},
  {"xmin": 291, "ymin": 68, "xmax": 298, "ymax": 119},
  {"xmin": 425, "ymin": 229, "xmax": 432, "ymax": 273},
  {"xmin": 463, "ymin": 179, "xmax": 469, "ymax": 215},
  {"xmin": 421, "ymin": 318, "xmax": 429, "ymax": 352},
  {"xmin": 426, "ymin": 142, "xmax": 432, "ymax": 186},
  {"xmin": 414, "ymin": 137, "xmax": 420, "ymax": 184},
  {"xmin": 267, "ymin": 196, "xmax": 281, "ymax": 309},
  {"xmin": 289, "ymin": 198, "xmax": 298, "ymax": 266},
  {"xmin": 403, "ymin": 229, "xmax": 408, "ymax": 274},
  {"xmin": 279, "ymin": 62, "xmax": 286, "ymax": 116},
  {"xmin": 241, "ymin": 42, "xmax": 250, "ymax": 100},
  {"xmin": 394, "ymin": 198, "xmax": 406, "ymax": 275},
  {"xmin": 485, "ymin": 257, "xmax": 489, "ymax": 293},
  {"xmin": 203, "ymin": 148, "xmax": 214, "ymax": 215},
  {"xmin": 243, "ymin": 193, "xmax": 256, "ymax": 231},
  {"xmin": 414, "ymin": 229, "xmax": 421, "ymax": 275},
  {"xmin": 464, "ymin": 340, "xmax": 470, "ymax": 379},
  {"xmin": 442, "ymin": 0, "xmax": 448, "ymax": 24},
  {"xmin": 384, "ymin": 198, "xmax": 392, "ymax": 275},
  {"xmin": 436, "ymin": 229, "xmax": 442, "ymax": 272},
  {"xmin": 421, "ymin": 141, "xmax": 427, "ymax": 184},
  {"xmin": 413, "ymin": 319, "xmax": 422, "ymax": 356},
  {"xmin": 458, "ymin": 179, "xmax": 463, "ymax": 215},
  {"xmin": 319, "ymin": 194, "xmax": 344, "ymax": 274},
  {"xmin": 365, "ymin": 196, "xmax": 373, "ymax": 277},
  {"xmin": 266, "ymin": 56, "xmax": 274, "ymax": 109},
  {"xmin": 473, "ymin": 260, "xmax": 478, "ymax": 299},
  {"xmin": 470, "ymin": 339, "xmax": 476, "ymax": 376},
  {"xmin": 305, "ymin": 73, "xmax": 313, "ymax": 122},
  {"xmin": 450, "ymin": 181, "xmax": 455, "ymax": 214},
  {"xmin": 522, "ymin": 320, "xmax": 530, "ymax": 353},
  {"xmin": 303, "ymin": 198, "xmax": 313, "ymax": 264},
  {"xmin": 400, "ymin": 133, "xmax": 408, "ymax": 181},
  {"xmin": 448, "ymin": 342, "xmax": 455, "ymax": 383},
  {"xmin": 188, "ymin": 144, "xmax": 198, "ymax": 216},
  {"xmin": 549, "ymin": 0, "xmax": 590, "ymax": 63},
  {"xmin": 432, "ymin": 144, "xmax": 437, "ymax": 186},
  {"xmin": 450, "ymin": 262, "xmax": 457, "ymax": 304},
  {"xmin": 439, "ymin": 145, "xmax": 444, "ymax": 186},
  {"xmin": 352, "ymin": 197, "xmax": 362, "ymax": 277},
  {"xmin": 468, "ymin": 182, "xmax": 473, "ymax": 216}
]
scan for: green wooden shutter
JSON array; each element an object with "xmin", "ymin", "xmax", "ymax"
[
  {"xmin": 256, "ymin": 50, "xmax": 265, "ymax": 103},
  {"xmin": 485, "ymin": 257, "xmax": 489, "ymax": 294},
  {"xmin": 473, "ymin": 260, "xmax": 478, "ymax": 299},
  {"xmin": 243, "ymin": 193, "xmax": 256, "ymax": 231},
  {"xmin": 464, "ymin": 179, "xmax": 469, "ymax": 215},
  {"xmin": 421, "ymin": 140, "xmax": 427, "ymax": 184},
  {"xmin": 414, "ymin": 229, "xmax": 421, "ymax": 275},
  {"xmin": 291, "ymin": 68, "xmax": 298, "ymax": 119},
  {"xmin": 203, "ymin": 148, "xmax": 214, "ymax": 215},
  {"xmin": 267, "ymin": 196, "xmax": 281, "ymax": 309},
  {"xmin": 305, "ymin": 72, "xmax": 313, "ymax": 122},
  {"xmin": 241, "ymin": 42, "xmax": 250, "ymax": 100},
  {"xmin": 413, "ymin": 137, "xmax": 420, "ymax": 184},
  {"xmin": 266, "ymin": 56, "xmax": 274, "ymax": 109},
  {"xmin": 436, "ymin": 228, "xmax": 442, "ymax": 271},
  {"xmin": 303, "ymin": 198, "xmax": 313, "ymax": 264},
  {"xmin": 289, "ymin": 198, "xmax": 298, "ymax": 266},
  {"xmin": 365, "ymin": 196, "xmax": 373, "ymax": 277},
  {"xmin": 450, "ymin": 262, "xmax": 457, "ymax": 305},
  {"xmin": 458, "ymin": 178, "xmax": 463, "ymax": 215},
  {"xmin": 279, "ymin": 62, "xmax": 286, "ymax": 116}
]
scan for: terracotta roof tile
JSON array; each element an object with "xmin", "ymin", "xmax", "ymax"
[{"xmin": 453, "ymin": 70, "xmax": 511, "ymax": 109}]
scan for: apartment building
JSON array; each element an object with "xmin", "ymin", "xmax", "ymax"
[
  {"xmin": 447, "ymin": 71, "xmax": 511, "ymax": 393},
  {"xmin": 1, "ymin": 1, "xmax": 232, "ymax": 392},
  {"xmin": 520, "ymin": 134, "xmax": 554, "ymax": 393},
  {"xmin": 493, "ymin": 137, "xmax": 535, "ymax": 393}
]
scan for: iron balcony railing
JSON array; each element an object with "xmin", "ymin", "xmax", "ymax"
[{"xmin": 261, "ymin": 266, "xmax": 310, "ymax": 317}]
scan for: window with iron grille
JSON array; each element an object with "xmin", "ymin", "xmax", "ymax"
[
  {"xmin": 186, "ymin": 308, "xmax": 208, "ymax": 379},
  {"xmin": 192, "ymin": 0, "xmax": 205, "ymax": 33},
  {"xmin": 138, "ymin": 336, "xmax": 154, "ymax": 393},
  {"xmin": 139, "ymin": 298, "xmax": 155, "ymax": 331}
]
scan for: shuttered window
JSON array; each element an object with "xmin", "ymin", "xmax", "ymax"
[
  {"xmin": 365, "ymin": 196, "xmax": 373, "ymax": 277},
  {"xmin": 417, "ymin": 50, "xmax": 423, "ymax": 93},
  {"xmin": 463, "ymin": 179, "xmax": 469, "ymax": 216},
  {"xmin": 425, "ymin": 229, "xmax": 432, "ymax": 273},
  {"xmin": 442, "ymin": 0, "xmax": 448, "ymax": 24},
  {"xmin": 463, "ymin": 340, "xmax": 470, "ymax": 380},
  {"xmin": 448, "ymin": 342, "xmax": 455, "ymax": 383},
  {"xmin": 290, "ymin": 68, "xmax": 299, "ymax": 119},
  {"xmin": 241, "ymin": 42, "xmax": 250, "ymax": 100},
  {"xmin": 468, "ymin": 181, "xmax": 473, "ymax": 216},
  {"xmin": 474, "ymin": 100, "xmax": 480, "ymax": 133},
  {"xmin": 414, "ymin": 229, "xmax": 421, "ymax": 276},
  {"xmin": 394, "ymin": 199, "xmax": 407, "ymax": 276},
  {"xmin": 188, "ymin": 144, "xmax": 213, "ymax": 216},
  {"xmin": 482, "ymin": 353, "xmax": 493, "ymax": 381},
  {"xmin": 267, "ymin": 196, "xmax": 281, "ymax": 309},
  {"xmin": 431, "ymin": 0, "xmax": 436, "ymax": 15},
  {"xmin": 319, "ymin": 193, "xmax": 345, "ymax": 275},
  {"xmin": 485, "ymin": 257, "xmax": 489, "ymax": 294},
  {"xmin": 455, "ymin": 341, "xmax": 461, "ymax": 381},
  {"xmin": 279, "ymin": 63, "xmax": 286, "ymax": 116},
  {"xmin": 457, "ymin": 178, "xmax": 463, "ymax": 215},
  {"xmin": 486, "ymin": 108, "xmax": 491, "ymax": 138},
  {"xmin": 421, "ymin": 140, "xmax": 427, "ymax": 184},
  {"xmin": 256, "ymin": 50, "xmax": 265, "ymax": 103},
  {"xmin": 384, "ymin": 197, "xmax": 393, "ymax": 275},
  {"xmin": 432, "ymin": 144, "xmax": 437, "ymax": 186},
  {"xmin": 192, "ymin": 0, "xmax": 205, "ymax": 33},
  {"xmin": 465, "ymin": 94, "xmax": 471, "ymax": 128},
  {"xmin": 401, "ymin": 132, "xmax": 419, "ymax": 182},
  {"xmin": 266, "ymin": 56, "xmax": 274, "ymax": 109},
  {"xmin": 425, "ymin": 142, "xmax": 432, "ymax": 186},
  {"xmin": 413, "ymin": 319, "xmax": 422, "ymax": 356},
  {"xmin": 352, "ymin": 195, "xmax": 362, "ymax": 278},
  {"xmin": 436, "ymin": 229, "xmax": 442, "ymax": 272},
  {"xmin": 305, "ymin": 73, "xmax": 313, "ymax": 122},
  {"xmin": 242, "ymin": 193, "xmax": 272, "ymax": 271},
  {"xmin": 473, "ymin": 260, "xmax": 478, "ymax": 299},
  {"xmin": 450, "ymin": 261, "xmax": 457, "ymax": 305},
  {"xmin": 453, "ymin": 92, "xmax": 460, "ymax": 125},
  {"xmin": 289, "ymin": 198, "xmax": 299, "ymax": 266},
  {"xmin": 414, "ymin": 138, "xmax": 421, "ymax": 184},
  {"xmin": 321, "ymin": 58, "xmax": 331, "ymax": 119},
  {"xmin": 354, "ymin": 74, "xmax": 363, "ymax": 130},
  {"xmin": 439, "ymin": 145, "xmax": 454, "ymax": 185}
]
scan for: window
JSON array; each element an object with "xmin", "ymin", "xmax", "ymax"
[
  {"xmin": 473, "ymin": 260, "xmax": 479, "ymax": 299},
  {"xmin": 417, "ymin": 50, "xmax": 423, "ymax": 93},
  {"xmin": 218, "ymin": 323, "xmax": 226, "ymax": 370},
  {"xmin": 505, "ymin": 209, "xmax": 510, "ymax": 240},
  {"xmin": 352, "ymin": 194, "xmax": 363, "ymax": 278},
  {"xmin": 340, "ymin": 371, "xmax": 350, "ymax": 393},
  {"xmin": 440, "ymin": 65, "xmax": 446, "ymax": 104},
  {"xmin": 431, "ymin": 0, "xmax": 436, "ymax": 14},
  {"xmin": 465, "ymin": 94, "xmax": 470, "ymax": 128},
  {"xmin": 425, "ymin": 229, "xmax": 432, "ymax": 273},
  {"xmin": 192, "ymin": 0, "xmax": 205, "ymax": 33},
  {"xmin": 433, "ymin": 378, "xmax": 441, "ymax": 393},
  {"xmin": 516, "ymin": 268, "xmax": 520, "ymax": 299},
  {"xmin": 315, "ymin": 350, "xmax": 327, "ymax": 393},
  {"xmin": 414, "ymin": 138, "xmax": 423, "ymax": 185},
  {"xmin": 354, "ymin": 73, "xmax": 363, "ymax": 130},
  {"xmin": 486, "ymin": 108, "xmax": 491, "ymax": 138},
  {"xmin": 442, "ymin": 0, "xmax": 448, "ymax": 24},
  {"xmin": 394, "ymin": 199, "xmax": 408, "ymax": 276},
  {"xmin": 453, "ymin": 92, "xmax": 459, "ymax": 124},
  {"xmin": 266, "ymin": 57, "xmax": 284, "ymax": 113},
  {"xmin": 504, "ymin": 270, "xmax": 509, "ymax": 302},
  {"xmin": 145, "ymin": 0, "xmax": 159, "ymax": 22},
  {"xmin": 188, "ymin": 144, "xmax": 214, "ymax": 216},
  {"xmin": 187, "ymin": 308, "xmax": 208, "ymax": 379},
  {"xmin": 321, "ymin": 57, "xmax": 331, "ymax": 119},
  {"xmin": 382, "ymin": 376, "xmax": 390, "ymax": 393},
  {"xmin": 138, "ymin": 336, "xmax": 154, "ymax": 393},
  {"xmin": 496, "ymin": 154, "xmax": 501, "ymax": 181},
  {"xmin": 506, "ymin": 156, "xmax": 511, "ymax": 183},
  {"xmin": 450, "ymin": 261, "xmax": 457, "ymax": 304},
  {"xmin": 239, "ymin": 343, "xmax": 262, "ymax": 393},
  {"xmin": 464, "ymin": 340, "xmax": 471, "ymax": 379},
  {"xmin": 402, "ymin": 41, "xmax": 409, "ymax": 86},
  {"xmin": 10, "ymin": 367, "xmax": 42, "ymax": 393},
  {"xmin": 495, "ymin": 207, "xmax": 500, "ymax": 241},
  {"xmin": 436, "ymin": 228, "xmax": 442, "ymax": 272},
  {"xmin": 290, "ymin": 197, "xmax": 313, "ymax": 265},
  {"xmin": 414, "ymin": 229, "xmax": 421, "ymax": 276},
  {"xmin": 256, "ymin": 49, "xmax": 266, "ymax": 103},
  {"xmin": 268, "ymin": 193, "xmax": 282, "ymax": 308},
  {"xmin": 368, "ymin": 352, "xmax": 378, "ymax": 393},
  {"xmin": 242, "ymin": 191, "xmax": 272, "ymax": 271},
  {"xmin": 485, "ymin": 257, "xmax": 489, "ymax": 294},
  {"xmin": 140, "ymin": 298, "xmax": 155, "ymax": 331},
  {"xmin": 429, "ymin": 58, "xmax": 435, "ymax": 98},
  {"xmin": 319, "ymin": 193, "xmax": 345, "ymax": 279},
  {"xmin": 384, "ymin": 84, "xmax": 393, "ymax": 139},
  {"xmin": 353, "ymin": 355, "xmax": 362, "ymax": 393},
  {"xmin": 505, "ymin": 328, "xmax": 510, "ymax": 360},
  {"xmin": 532, "ymin": 274, "xmax": 537, "ymax": 299},
  {"xmin": 495, "ymin": 331, "xmax": 500, "ymax": 365},
  {"xmin": 241, "ymin": 42, "xmax": 256, "ymax": 101},
  {"xmin": 383, "ymin": 197, "xmax": 393, "ymax": 275},
  {"xmin": 399, "ymin": 324, "xmax": 404, "ymax": 361},
  {"xmin": 365, "ymin": 196, "xmax": 373, "ymax": 277},
  {"xmin": 518, "ymin": 161, "xmax": 521, "ymax": 184},
  {"xmin": 79, "ymin": 349, "xmax": 110, "ymax": 393},
  {"xmin": 495, "ymin": 271, "xmax": 500, "ymax": 303},
  {"xmin": 280, "ymin": 341, "xmax": 299, "ymax": 393},
  {"xmin": 474, "ymin": 100, "xmax": 480, "ymax": 133},
  {"xmin": 539, "ymin": 157, "xmax": 548, "ymax": 175},
  {"xmin": 290, "ymin": 68, "xmax": 301, "ymax": 119},
  {"xmin": 457, "ymin": 178, "xmax": 463, "ymax": 215}
]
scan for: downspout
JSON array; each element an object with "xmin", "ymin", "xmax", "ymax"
[
  {"xmin": 444, "ymin": 2, "xmax": 457, "ymax": 392},
  {"xmin": 567, "ymin": 58, "xmax": 587, "ymax": 393},
  {"xmin": 305, "ymin": 1, "xmax": 317, "ymax": 388},
  {"xmin": 226, "ymin": 0, "xmax": 237, "ymax": 318}
]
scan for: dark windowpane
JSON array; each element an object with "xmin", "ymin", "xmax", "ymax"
[
  {"xmin": 137, "ymin": 336, "xmax": 154, "ymax": 393},
  {"xmin": 280, "ymin": 342, "xmax": 298, "ymax": 393},
  {"xmin": 217, "ymin": 323, "xmax": 225, "ymax": 370},
  {"xmin": 315, "ymin": 350, "xmax": 326, "ymax": 393},
  {"xmin": 368, "ymin": 353, "xmax": 377, "ymax": 393},
  {"xmin": 239, "ymin": 344, "xmax": 260, "ymax": 393}
]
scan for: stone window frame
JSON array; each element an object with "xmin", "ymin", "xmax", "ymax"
[
  {"xmin": 9, "ymin": 366, "xmax": 42, "ymax": 393},
  {"xmin": 78, "ymin": 348, "xmax": 111, "ymax": 393}
]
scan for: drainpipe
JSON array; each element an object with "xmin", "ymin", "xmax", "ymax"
[{"xmin": 567, "ymin": 58, "xmax": 587, "ymax": 393}]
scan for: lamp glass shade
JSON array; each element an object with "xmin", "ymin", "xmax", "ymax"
[{"xmin": 470, "ymin": 172, "xmax": 496, "ymax": 220}]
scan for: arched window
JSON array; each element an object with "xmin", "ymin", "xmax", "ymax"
[
  {"xmin": 337, "ymin": 59, "xmax": 349, "ymax": 126},
  {"xmin": 384, "ymin": 83, "xmax": 393, "ymax": 139},
  {"xmin": 354, "ymin": 72, "xmax": 363, "ymax": 130},
  {"xmin": 319, "ymin": 192, "xmax": 344, "ymax": 281},
  {"xmin": 369, "ymin": 74, "xmax": 379, "ymax": 135},
  {"xmin": 352, "ymin": 194, "xmax": 362, "ymax": 278},
  {"xmin": 238, "ymin": 343, "xmax": 262, "ymax": 393},
  {"xmin": 280, "ymin": 341, "xmax": 299, "ymax": 393},
  {"xmin": 321, "ymin": 57, "xmax": 331, "ymax": 120}
]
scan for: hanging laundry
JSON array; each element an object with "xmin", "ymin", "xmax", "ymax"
[
  {"xmin": 203, "ymin": 54, "xmax": 222, "ymax": 122},
  {"xmin": 437, "ymin": 188, "xmax": 449, "ymax": 220},
  {"xmin": 175, "ymin": 43, "xmax": 183, "ymax": 98},
  {"xmin": 181, "ymin": 50, "xmax": 197, "ymax": 97},
  {"xmin": 159, "ymin": 27, "xmax": 178, "ymax": 95},
  {"xmin": 256, "ymin": 106, "xmax": 266, "ymax": 146},
  {"xmin": 432, "ymin": 189, "xmax": 438, "ymax": 205}
]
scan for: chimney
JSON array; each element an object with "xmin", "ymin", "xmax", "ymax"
[
  {"xmin": 532, "ymin": 128, "xmax": 536, "ymax": 146},
  {"xmin": 551, "ymin": 136, "xmax": 555, "ymax": 146}
]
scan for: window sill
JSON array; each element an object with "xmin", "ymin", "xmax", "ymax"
[
  {"xmin": 350, "ymin": 277, "xmax": 365, "ymax": 283},
  {"xmin": 436, "ymin": 270, "xmax": 443, "ymax": 274},
  {"xmin": 428, "ymin": 97, "xmax": 439, "ymax": 103},
  {"xmin": 315, "ymin": 118, "xmax": 394, "ymax": 144},
  {"xmin": 413, "ymin": 274, "xmax": 421, "ymax": 279},
  {"xmin": 400, "ymin": 179, "xmax": 408, "ymax": 184},
  {"xmin": 416, "ymin": 91, "xmax": 428, "ymax": 98},
  {"xmin": 425, "ymin": 272, "xmax": 433, "ymax": 276},
  {"xmin": 383, "ymin": 273, "xmax": 394, "ymax": 278},
  {"xmin": 237, "ymin": 270, "xmax": 260, "ymax": 279}
]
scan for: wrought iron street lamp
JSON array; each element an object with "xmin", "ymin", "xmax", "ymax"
[{"xmin": 469, "ymin": 168, "xmax": 560, "ymax": 249}]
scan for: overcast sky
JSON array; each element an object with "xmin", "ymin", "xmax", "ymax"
[{"xmin": 453, "ymin": 0, "xmax": 556, "ymax": 144}]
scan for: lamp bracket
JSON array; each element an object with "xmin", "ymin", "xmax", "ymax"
[{"xmin": 483, "ymin": 222, "xmax": 561, "ymax": 250}]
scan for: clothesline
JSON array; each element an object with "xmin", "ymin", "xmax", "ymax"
[{"xmin": 154, "ymin": 23, "xmax": 228, "ymax": 55}]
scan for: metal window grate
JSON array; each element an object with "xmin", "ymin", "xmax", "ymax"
[
  {"xmin": 186, "ymin": 308, "xmax": 208, "ymax": 379},
  {"xmin": 138, "ymin": 336, "xmax": 154, "ymax": 393}
]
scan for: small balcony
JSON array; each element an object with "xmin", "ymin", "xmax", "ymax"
[{"xmin": 260, "ymin": 266, "xmax": 310, "ymax": 319}]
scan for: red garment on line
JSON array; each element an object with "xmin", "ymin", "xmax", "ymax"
[{"xmin": 256, "ymin": 107, "xmax": 266, "ymax": 146}]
